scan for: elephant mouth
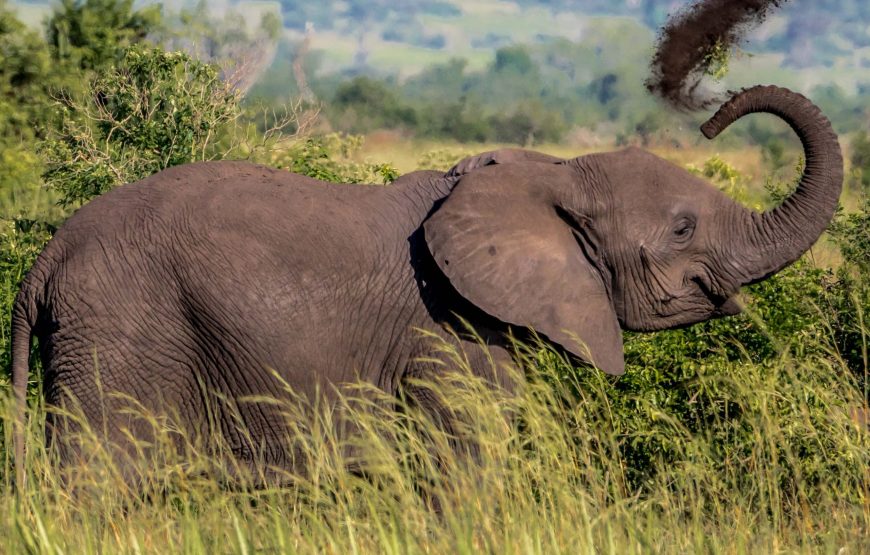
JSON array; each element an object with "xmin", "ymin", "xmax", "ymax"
[
  {"xmin": 689, "ymin": 273, "xmax": 742, "ymax": 316},
  {"xmin": 712, "ymin": 295, "xmax": 742, "ymax": 317},
  {"xmin": 649, "ymin": 281, "xmax": 741, "ymax": 324},
  {"xmin": 642, "ymin": 292, "xmax": 741, "ymax": 331}
]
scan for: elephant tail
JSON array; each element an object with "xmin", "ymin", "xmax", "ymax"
[{"xmin": 11, "ymin": 274, "xmax": 40, "ymax": 490}]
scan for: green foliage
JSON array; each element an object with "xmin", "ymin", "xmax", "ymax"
[
  {"xmin": 687, "ymin": 154, "xmax": 763, "ymax": 207},
  {"xmin": 0, "ymin": 0, "xmax": 52, "ymax": 215},
  {"xmin": 270, "ymin": 133, "xmax": 399, "ymax": 184},
  {"xmin": 762, "ymin": 138, "xmax": 788, "ymax": 170},
  {"xmin": 488, "ymin": 100, "xmax": 566, "ymax": 145},
  {"xmin": 827, "ymin": 197, "xmax": 870, "ymax": 381},
  {"xmin": 41, "ymin": 46, "xmax": 241, "ymax": 208},
  {"xmin": 245, "ymin": 1, "xmax": 870, "ymax": 143},
  {"xmin": 0, "ymin": 146, "xmax": 53, "ymax": 220},
  {"xmin": 701, "ymin": 38, "xmax": 731, "ymax": 81},
  {"xmin": 831, "ymin": 196, "xmax": 870, "ymax": 273},
  {"xmin": 46, "ymin": 0, "xmax": 162, "ymax": 71},
  {"xmin": 0, "ymin": 219, "xmax": 52, "ymax": 384},
  {"xmin": 493, "ymin": 45, "xmax": 535, "ymax": 75},
  {"xmin": 417, "ymin": 100, "xmax": 493, "ymax": 143},
  {"xmin": 314, "ymin": 23, "xmax": 665, "ymax": 144},
  {"xmin": 849, "ymin": 131, "xmax": 870, "ymax": 191},
  {"xmin": 416, "ymin": 147, "xmax": 474, "ymax": 171},
  {"xmin": 0, "ymin": 0, "xmax": 52, "ymax": 142},
  {"xmin": 811, "ymin": 84, "xmax": 869, "ymax": 134},
  {"xmin": 328, "ymin": 62, "xmax": 568, "ymax": 145},
  {"xmin": 330, "ymin": 77, "xmax": 418, "ymax": 133},
  {"xmin": 0, "ymin": 5, "xmax": 54, "ymax": 377}
]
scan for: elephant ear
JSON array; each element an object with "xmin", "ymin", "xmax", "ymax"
[{"xmin": 423, "ymin": 163, "xmax": 624, "ymax": 375}]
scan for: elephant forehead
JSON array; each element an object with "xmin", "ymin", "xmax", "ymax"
[
  {"xmin": 604, "ymin": 149, "xmax": 706, "ymax": 195},
  {"xmin": 613, "ymin": 171, "xmax": 719, "ymax": 216}
]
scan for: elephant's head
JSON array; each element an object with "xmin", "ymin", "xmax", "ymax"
[{"xmin": 424, "ymin": 85, "xmax": 843, "ymax": 376}]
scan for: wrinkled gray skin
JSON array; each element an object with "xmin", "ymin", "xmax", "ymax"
[{"xmin": 11, "ymin": 85, "xmax": 842, "ymax": 483}]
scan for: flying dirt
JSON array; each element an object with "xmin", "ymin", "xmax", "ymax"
[{"xmin": 646, "ymin": 0, "xmax": 789, "ymax": 111}]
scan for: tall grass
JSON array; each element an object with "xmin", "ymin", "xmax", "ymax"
[{"xmin": 1, "ymin": 331, "xmax": 866, "ymax": 554}]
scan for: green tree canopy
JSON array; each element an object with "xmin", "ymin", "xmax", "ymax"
[
  {"xmin": 42, "ymin": 46, "xmax": 240, "ymax": 208},
  {"xmin": 46, "ymin": 0, "xmax": 162, "ymax": 71},
  {"xmin": 0, "ymin": 0, "xmax": 51, "ymax": 141}
]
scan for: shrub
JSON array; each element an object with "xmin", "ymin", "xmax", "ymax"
[
  {"xmin": 687, "ymin": 154, "xmax": 764, "ymax": 207},
  {"xmin": 41, "ymin": 46, "xmax": 241, "ymax": 208},
  {"xmin": 827, "ymin": 196, "xmax": 870, "ymax": 388},
  {"xmin": 2, "ymin": 45, "xmax": 244, "ymax": 384},
  {"xmin": 849, "ymin": 131, "xmax": 870, "ymax": 191},
  {"xmin": 415, "ymin": 100, "xmax": 492, "ymax": 143},
  {"xmin": 330, "ymin": 77, "xmax": 418, "ymax": 133},
  {"xmin": 493, "ymin": 45, "xmax": 535, "ymax": 75},
  {"xmin": 544, "ymin": 257, "xmax": 862, "ymax": 498},
  {"xmin": 488, "ymin": 101, "xmax": 565, "ymax": 145},
  {"xmin": 416, "ymin": 148, "xmax": 475, "ymax": 171},
  {"xmin": 46, "ymin": 0, "xmax": 161, "ymax": 71},
  {"xmin": 269, "ymin": 133, "xmax": 399, "ymax": 184},
  {"xmin": 0, "ymin": 219, "xmax": 53, "ymax": 385},
  {"xmin": 0, "ymin": 0, "xmax": 52, "ymax": 142}
]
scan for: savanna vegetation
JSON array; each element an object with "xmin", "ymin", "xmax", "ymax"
[{"xmin": 0, "ymin": 0, "xmax": 867, "ymax": 552}]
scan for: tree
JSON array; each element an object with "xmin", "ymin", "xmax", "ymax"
[
  {"xmin": 46, "ymin": 0, "xmax": 161, "ymax": 71},
  {"xmin": 493, "ymin": 45, "xmax": 535, "ymax": 75},
  {"xmin": 42, "ymin": 46, "xmax": 240, "ymax": 208},
  {"xmin": 0, "ymin": 0, "xmax": 51, "ymax": 142},
  {"xmin": 159, "ymin": 1, "xmax": 282, "ymax": 93},
  {"xmin": 850, "ymin": 131, "xmax": 870, "ymax": 190},
  {"xmin": 330, "ymin": 76, "xmax": 417, "ymax": 133},
  {"xmin": 0, "ymin": 0, "xmax": 54, "ymax": 210}
]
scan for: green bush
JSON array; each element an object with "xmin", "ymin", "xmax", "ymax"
[
  {"xmin": 488, "ymin": 101, "xmax": 566, "ymax": 145},
  {"xmin": 522, "ymin": 250, "xmax": 866, "ymax": 507},
  {"xmin": 415, "ymin": 100, "xmax": 492, "ymax": 143},
  {"xmin": 0, "ymin": 219, "xmax": 53, "ymax": 386},
  {"xmin": 46, "ymin": 0, "xmax": 161, "ymax": 72},
  {"xmin": 849, "ymin": 131, "xmax": 870, "ymax": 191},
  {"xmin": 493, "ymin": 45, "xmax": 535, "ymax": 75},
  {"xmin": 0, "ymin": 0, "xmax": 52, "ymax": 143},
  {"xmin": 416, "ymin": 147, "xmax": 475, "ymax": 171},
  {"xmin": 330, "ymin": 76, "xmax": 418, "ymax": 134},
  {"xmin": 827, "ymin": 196, "xmax": 870, "ymax": 388},
  {"xmin": 593, "ymin": 259, "xmax": 840, "ymax": 491},
  {"xmin": 41, "ymin": 46, "xmax": 241, "ymax": 208},
  {"xmin": 269, "ymin": 133, "xmax": 399, "ymax": 184}
]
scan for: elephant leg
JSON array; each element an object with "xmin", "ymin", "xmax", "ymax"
[
  {"xmin": 398, "ymin": 338, "xmax": 515, "ymax": 510},
  {"xmin": 41, "ymin": 325, "xmax": 207, "ymax": 489}
]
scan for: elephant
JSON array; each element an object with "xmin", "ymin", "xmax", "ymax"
[{"xmin": 10, "ymin": 85, "xmax": 843, "ymax": 484}]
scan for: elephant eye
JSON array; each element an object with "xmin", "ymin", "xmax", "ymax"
[{"xmin": 672, "ymin": 218, "xmax": 695, "ymax": 242}]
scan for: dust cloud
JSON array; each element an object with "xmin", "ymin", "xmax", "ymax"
[{"xmin": 646, "ymin": 0, "xmax": 788, "ymax": 111}]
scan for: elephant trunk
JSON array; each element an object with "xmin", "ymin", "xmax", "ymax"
[{"xmin": 701, "ymin": 85, "xmax": 843, "ymax": 285}]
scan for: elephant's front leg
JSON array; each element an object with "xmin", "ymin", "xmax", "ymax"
[{"xmin": 399, "ymin": 338, "xmax": 516, "ymax": 466}]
